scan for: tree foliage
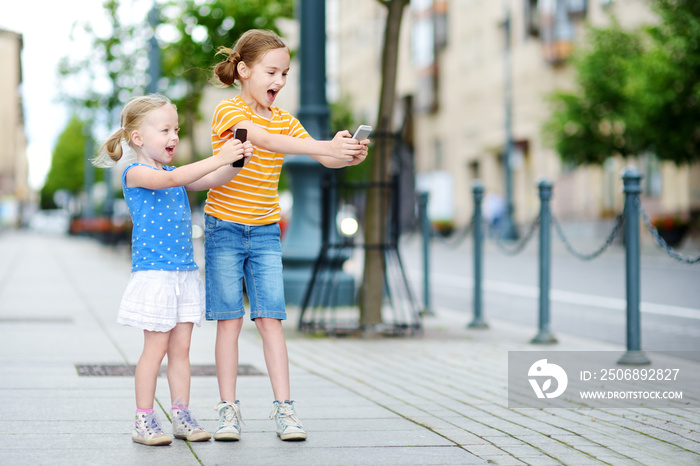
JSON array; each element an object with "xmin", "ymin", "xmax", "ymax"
[
  {"xmin": 544, "ymin": 0, "xmax": 700, "ymax": 165},
  {"xmin": 636, "ymin": 0, "xmax": 700, "ymax": 164},
  {"xmin": 41, "ymin": 117, "xmax": 87, "ymax": 209},
  {"xmin": 57, "ymin": 0, "xmax": 150, "ymax": 125}
]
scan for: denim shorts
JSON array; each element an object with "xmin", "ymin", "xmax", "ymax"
[{"xmin": 204, "ymin": 214, "xmax": 286, "ymax": 321}]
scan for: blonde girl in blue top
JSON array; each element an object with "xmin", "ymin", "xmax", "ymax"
[{"xmin": 94, "ymin": 94, "xmax": 253, "ymax": 446}]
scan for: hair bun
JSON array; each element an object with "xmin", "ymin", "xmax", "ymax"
[{"xmin": 227, "ymin": 51, "xmax": 241, "ymax": 64}]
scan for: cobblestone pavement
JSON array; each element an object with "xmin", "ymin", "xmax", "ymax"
[{"xmin": 0, "ymin": 230, "xmax": 698, "ymax": 465}]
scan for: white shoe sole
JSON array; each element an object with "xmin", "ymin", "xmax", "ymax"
[
  {"xmin": 278, "ymin": 431, "xmax": 307, "ymax": 441},
  {"xmin": 132, "ymin": 434, "xmax": 173, "ymax": 446},
  {"xmin": 174, "ymin": 431, "xmax": 211, "ymax": 442},
  {"xmin": 214, "ymin": 430, "xmax": 241, "ymax": 441}
]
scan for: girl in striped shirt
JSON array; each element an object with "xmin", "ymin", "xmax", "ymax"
[{"xmin": 204, "ymin": 29, "xmax": 368, "ymax": 442}]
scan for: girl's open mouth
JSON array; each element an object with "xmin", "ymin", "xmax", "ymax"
[
  {"xmin": 166, "ymin": 146, "xmax": 175, "ymax": 156},
  {"xmin": 268, "ymin": 89, "xmax": 278, "ymax": 101}
]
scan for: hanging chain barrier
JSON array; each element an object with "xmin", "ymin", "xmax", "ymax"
[
  {"xmin": 552, "ymin": 213, "xmax": 625, "ymax": 261},
  {"xmin": 490, "ymin": 215, "xmax": 540, "ymax": 256},
  {"xmin": 636, "ymin": 198, "xmax": 700, "ymax": 264},
  {"xmin": 418, "ymin": 169, "xmax": 697, "ymax": 366},
  {"xmin": 431, "ymin": 219, "xmax": 474, "ymax": 249}
]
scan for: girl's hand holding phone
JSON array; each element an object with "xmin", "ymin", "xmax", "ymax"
[
  {"xmin": 219, "ymin": 138, "xmax": 252, "ymax": 167},
  {"xmin": 346, "ymin": 138, "xmax": 369, "ymax": 166},
  {"xmin": 242, "ymin": 140, "xmax": 253, "ymax": 162},
  {"xmin": 330, "ymin": 130, "xmax": 365, "ymax": 162}
]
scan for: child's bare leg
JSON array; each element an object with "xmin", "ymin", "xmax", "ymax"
[
  {"xmin": 166, "ymin": 322, "xmax": 194, "ymax": 406},
  {"xmin": 216, "ymin": 318, "xmax": 244, "ymax": 401},
  {"xmin": 135, "ymin": 330, "xmax": 170, "ymax": 409},
  {"xmin": 254, "ymin": 317, "xmax": 290, "ymax": 401}
]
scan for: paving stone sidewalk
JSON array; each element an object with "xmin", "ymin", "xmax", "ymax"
[{"xmin": 0, "ymin": 231, "xmax": 698, "ymax": 465}]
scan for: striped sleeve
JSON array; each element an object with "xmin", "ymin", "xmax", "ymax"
[
  {"xmin": 285, "ymin": 113, "xmax": 310, "ymax": 139},
  {"xmin": 211, "ymin": 99, "xmax": 250, "ymax": 150}
]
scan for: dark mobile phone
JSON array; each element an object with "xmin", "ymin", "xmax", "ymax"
[{"xmin": 231, "ymin": 128, "xmax": 247, "ymax": 167}]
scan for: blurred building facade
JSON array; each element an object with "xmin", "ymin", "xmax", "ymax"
[
  {"xmin": 0, "ymin": 28, "xmax": 28, "ymax": 226},
  {"xmin": 327, "ymin": 0, "xmax": 700, "ymax": 227}
]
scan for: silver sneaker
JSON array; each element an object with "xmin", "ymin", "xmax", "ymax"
[
  {"xmin": 214, "ymin": 400, "xmax": 243, "ymax": 441},
  {"xmin": 132, "ymin": 410, "xmax": 172, "ymax": 446},
  {"xmin": 171, "ymin": 407, "xmax": 211, "ymax": 442},
  {"xmin": 269, "ymin": 401, "xmax": 307, "ymax": 441}
]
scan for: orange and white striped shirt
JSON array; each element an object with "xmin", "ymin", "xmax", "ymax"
[{"xmin": 205, "ymin": 96, "xmax": 309, "ymax": 225}]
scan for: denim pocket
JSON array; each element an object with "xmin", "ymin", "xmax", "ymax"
[{"xmin": 204, "ymin": 214, "xmax": 219, "ymax": 247}]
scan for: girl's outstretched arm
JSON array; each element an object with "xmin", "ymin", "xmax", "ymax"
[
  {"xmin": 235, "ymin": 122, "xmax": 364, "ymax": 162},
  {"xmin": 125, "ymin": 139, "xmax": 247, "ymax": 191},
  {"xmin": 311, "ymin": 134, "xmax": 370, "ymax": 168},
  {"xmin": 186, "ymin": 140, "xmax": 254, "ymax": 191}
]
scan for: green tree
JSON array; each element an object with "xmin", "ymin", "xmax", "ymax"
[
  {"xmin": 635, "ymin": 0, "xmax": 700, "ymax": 164},
  {"xmin": 544, "ymin": 23, "xmax": 645, "ymax": 165},
  {"xmin": 41, "ymin": 117, "xmax": 87, "ymax": 209},
  {"xmin": 544, "ymin": 0, "xmax": 700, "ymax": 166}
]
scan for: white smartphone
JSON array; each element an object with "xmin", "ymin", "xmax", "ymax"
[{"xmin": 352, "ymin": 125, "xmax": 372, "ymax": 141}]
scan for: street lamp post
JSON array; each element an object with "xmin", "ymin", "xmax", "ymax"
[
  {"xmin": 500, "ymin": 6, "xmax": 518, "ymax": 240},
  {"xmin": 147, "ymin": 1, "xmax": 160, "ymax": 95},
  {"xmin": 282, "ymin": 0, "xmax": 354, "ymax": 305}
]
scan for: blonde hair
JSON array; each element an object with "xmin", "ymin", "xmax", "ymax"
[
  {"xmin": 93, "ymin": 94, "xmax": 175, "ymax": 168},
  {"xmin": 211, "ymin": 29, "xmax": 289, "ymax": 88}
]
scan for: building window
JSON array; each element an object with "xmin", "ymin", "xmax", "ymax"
[
  {"xmin": 469, "ymin": 160, "xmax": 480, "ymax": 182},
  {"xmin": 643, "ymin": 153, "xmax": 662, "ymax": 198},
  {"xmin": 526, "ymin": 0, "xmax": 588, "ymax": 64},
  {"xmin": 525, "ymin": 0, "xmax": 540, "ymax": 38},
  {"xmin": 411, "ymin": 0, "xmax": 448, "ymax": 114}
]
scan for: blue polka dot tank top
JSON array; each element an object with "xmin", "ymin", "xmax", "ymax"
[{"xmin": 122, "ymin": 163, "xmax": 198, "ymax": 272}]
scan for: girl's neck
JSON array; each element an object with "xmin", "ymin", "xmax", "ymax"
[
  {"xmin": 239, "ymin": 92, "xmax": 272, "ymax": 119},
  {"xmin": 136, "ymin": 152, "xmax": 162, "ymax": 170}
]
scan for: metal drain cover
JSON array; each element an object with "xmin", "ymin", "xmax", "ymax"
[{"xmin": 75, "ymin": 364, "xmax": 264, "ymax": 376}]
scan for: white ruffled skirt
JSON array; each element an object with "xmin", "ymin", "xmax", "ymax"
[{"xmin": 117, "ymin": 270, "xmax": 205, "ymax": 332}]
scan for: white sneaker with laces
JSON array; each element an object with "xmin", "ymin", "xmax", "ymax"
[
  {"xmin": 132, "ymin": 410, "xmax": 172, "ymax": 446},
  {"xmin": 171, "ymin": 406, "xmax": 211, "ymax": 442},
  {"xmin": 214, "ymin": 400, "xmax": 243, "ymax": 441},
  {"xmin": 269, "ymin": 401, "xmax": 307, "ymax": 441}
]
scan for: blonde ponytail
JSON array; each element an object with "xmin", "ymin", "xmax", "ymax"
[{"xmin": 93, "ymin": 128, "xmax": 127, "ymax": 167}]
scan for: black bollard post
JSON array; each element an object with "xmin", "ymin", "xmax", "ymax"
[{"xmin": 531, "ymin": 179, "xmax": 557, "ymax": 344}]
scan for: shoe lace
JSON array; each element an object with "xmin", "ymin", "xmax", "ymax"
[
  {"xmin": 177, "ymin": 408, "xmax": 204, "ymax": 431},
  {"xmin": 145, "ymin": 411, "xmax": 164, "ymax": 434},
  {"xmin": 269, "ymin": 402, "xmax": 303, "ymax": 428},
  {"xmin": 221, "ymin": 402, "xmax": 244, "ymax": 426}
]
